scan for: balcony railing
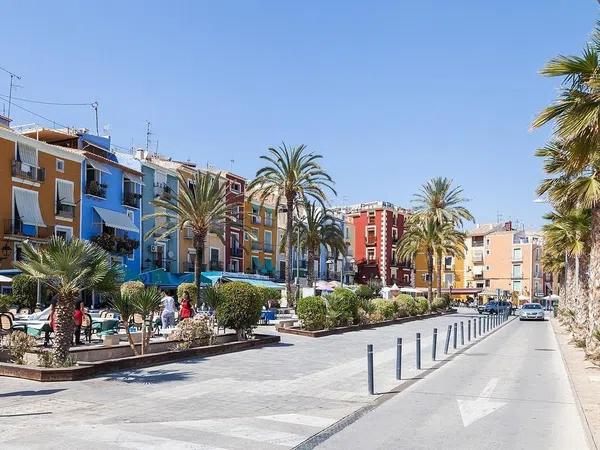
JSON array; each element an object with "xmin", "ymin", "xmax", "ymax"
[
  {"xmin": 12, "ymin": 160, "xmax": 45, "ymax": 183},
  {"xmin": 251, "ymin": 241, "xmax": 261, "ymax": 251},
  {"xmin": 86, "ymin": 180, "xmax": 107, "ymax": 198},
  {"xmin": 183, "ymin": 227, "xmax": 194, "ymax": 240},
  {"xmin": 264, "ymin": 243, "xmax": 273, "ymax": 253},
  {"xmin": 123, "ymin": 191, "xmax": 142, "ymax": 208},
  {"xmin": 91, "ymin": 233, "xmax": 139, "ymax": 255},
  {"xmin": 365, "ymin": 236, "xmax": 377, "ymax": 245},
  {"xmin": 56, "ymin": 203, "xmax": 75, "ymax": 219},
  {"xmin": 230, "ymin": 247, "xmax": 243, "ymax": 257},
  {"xmin": 5, "ymin": 220, "xmax": 53, "ymax": 239},
  {"xmin": 154, "ymin": 183, "xmax": 173, "ymax": 201},
  {"xmin": 209, "ymin": 260, "xmax": 224, "ymax": 271},
  {"xmin": 472, "ymin": 241, "xmax": 484, "ymax": 248},
  {"xmin": 264, "ymin": 217, "xmax": 273, "ymax": 227},
  {"xmin": 182, "ymin": 262, "xmax": 195, "ymax": 272}
]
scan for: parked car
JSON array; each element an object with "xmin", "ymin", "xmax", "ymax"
[
  {"xmin": 519, "ymin": 302, "xmax": 545, "ymax": 321},
  {"xmin": 478, "ymin": 301, "xmax": 511, "ymax": 315}
]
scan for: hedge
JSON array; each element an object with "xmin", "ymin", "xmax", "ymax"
[
  {"xmin": 326, "ymin": 288, "xmax": 359, "ymax": 327},
  {"xmin": 297, "ymin": 296, "xmax": 327, "ymax": 331},
  {"xmin": 216, "ymin": 282, "xmax": 263, "ymax": 340}
]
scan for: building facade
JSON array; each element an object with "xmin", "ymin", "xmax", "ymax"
[
  {"xmin": 225, "ymin": 172, "xmax": 245, "ymax": 273},
  {"xmin": 243, "ymin": 196, "xmax": 276, "ymax": 276}
]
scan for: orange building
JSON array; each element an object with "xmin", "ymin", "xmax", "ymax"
[
  {"xmin": 0, "ymin": 122, "xmax": 83, "ymax": 270},
  {"xmin": 243, "ymin": 196, "xmax": 277, "ymax": 276}
]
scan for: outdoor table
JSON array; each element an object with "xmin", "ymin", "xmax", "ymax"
[
  {"xmin": 14, "ymin": 320, "xmax": 51, "ymax": 337},
  {"xmin": 260, "ymin": 310, "xmax": 276, "ymax": 324}
]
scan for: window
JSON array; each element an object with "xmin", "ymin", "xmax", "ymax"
[
  {"xmin": 265, "ymin": 209, "xmax": 273, "ymax": 227},
  {"xmin": 56, "ymin": 159, "xmax": 64, "ymax": 172},
  {"xmin": 55, "ymin": 226, "xmax": 73, "ymax": 241},
  {"xmin": 485, "ymin": 265, "xmax": 490, "ymax": 271},
  {"xmin": 230, "ymin": 182, "xmax": 241, "ymax": 194},
  {"xmin": 367, "ymin": 248, "xmax": 376, "ymax": 262},
  {"xmin": 56, "ymin": 179, "xmax": 75, "ymax": 218},
  {"xmin": 251, "ymin": 205, "xmax": 261, "ymax": 224},
  {"xmin": 210, "ymin": 248, "xmax": 220, "ymax": 262},
  {"xmin": 535, "ymin": 281, "xmax": 540, "ymax": 294},
  {"xmin": 444, "ymin": 256, "xmax": 453, "ymax": 269},
  {"xmin": 535, "ymin": 264, "xmax": 540, "ymax": 277},
  {"xmin": 264, "ymin": 230, "xmax": 273, "ymax": 253},
  {"xmin": 486, "ymin": 238, "xmax": 490, "ymax": 246},
  {"xmin": 513, "ymin": 247, "xmax": 522, "ymax": 261},
  {"xmin": 110, "ymin": 255, "xmax": 124, "ymax": 267},
  {"xmin": 367, "ymin": 211, "xmax": 376, "ymax": 224},
  {"xmin": 485, "ymin": 280, "xmax": 490, "ymax": 287},
  {"xmin": 513, "ymin": 280, "xmax": 522, "ymax": 293},
  {"xmin": 392, "ymin": 227, "xmax": 398, "ymax": 241},
  {"xmin": 512, "ymin": 264, "xmax": 522, "ymax": 278},
  {"xmin": 444, "ymin": 273, "xmax": 454, "ymax": 288}
]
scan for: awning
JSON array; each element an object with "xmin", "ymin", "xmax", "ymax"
[
  {"xmin": 472, "ymin": 266, "xmax": 484, "ymax": 276},
  {"xmin": 17, "ymin": 142, "xmax": 37, "ymax": 166},
  {"xmin": 223, "ymin": 277, "xmax": 285, "ymax": 289},
  {"xmin": 57, "ymin": 180, "xmax": 74, "ymax": 204},
  {"xmin": 94, "ymin": 206, "xmax": 139, "ymax": 232},
  {"xmin": 14, "ymin": 188, "xmax": 46, "ymax": 227},
  {"xmin": 125, "ymin": 173, "xmax": 144, "ymax": 185},
  {"xmin": 87, "ymin": 159, "xmax": 112, "ymax": 174},
  {"xmin": 134, "ymin": 269, "xmax": 187, "ymax": 288},
  {"xmin": 0, "ymin": 275, "xmax": 13, "ymax": 283}
]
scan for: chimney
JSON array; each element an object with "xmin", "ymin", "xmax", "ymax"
[
  {"xmin": 134, "ymin": 148, "xmax": 146, "ymax": 161},
  {"xmin": 0, "ymin": 114, "xmax": 11, "ymax": 129}
]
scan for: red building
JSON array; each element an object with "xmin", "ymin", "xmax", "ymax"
[
  {"xmin": 339, "ymin": 201, "xmax": 412, "ymax": 286},
  {"xmin": 224, "ymin": 172, "xmax": 245, "ymax": 273}
]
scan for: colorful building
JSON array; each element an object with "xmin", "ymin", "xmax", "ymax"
[
  {"xmin": 414, "ymin": 249, "xmax": 467, "ymax": 297},
  {"xmin": 224, "ymin": 172, "xmax": 245, "ymax": 273},
  {"xmin": 243, "ymin": 195, "xmax": 276, "ymax": 276}
]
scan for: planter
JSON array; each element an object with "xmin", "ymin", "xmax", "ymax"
[
  {"xmin": 277, "ymin": 310, "xmax": 457, "ymax": 337},
  {"xmin": 0, "ymin": 333, "xmax": 280, "ymax": 382}
]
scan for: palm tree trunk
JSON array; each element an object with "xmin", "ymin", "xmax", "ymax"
[
  {"xmin": 565, "ymin": 255, "xmax": 576, "ymax": 326},
  {"xmin": 285, "ymin": 196, "xmax": 294, "ymax": 306},
  {"xmin": 587, "ymin": 206, "xmax": 600, "ymax": 355},
  {"xmin": 307, "ymin": 249, "xmax": 315, "ymax": 286},
  {"xmin": 194, "ymin": 233, "xmax": 206, "ymax": 309},
  {"xmin": 53, "ymin": 292, "xmax": 76, "ymax": 365},
  {"xmin": 426, "ymin": 248, "xmax": 433, "ymax": 308},
  {"xmin": 574, "ymin": 253, "xmax": 589, "ymax": 344},
  {"xmin": 436, "ymin": 252, "xmax": 443, "ymax": 299}
]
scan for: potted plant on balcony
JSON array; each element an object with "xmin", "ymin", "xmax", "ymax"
[
  {"xmin": 91, "ymin": 233, "xmax": 116, "ymax": 253},
  {"xmin": 86, "ymin": 180, "xmax": 106, "ymax": 197}
]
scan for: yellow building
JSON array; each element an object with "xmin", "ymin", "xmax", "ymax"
[
  {"xmin": 243, "ymin": 196, "xmax": 276, "ymax": 276},
  {"xmin": 414, "ymin": 250, "xmax": 466, "ymax": 298}
]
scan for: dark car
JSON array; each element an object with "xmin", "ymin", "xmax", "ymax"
[{"xmin": 478, "ymin": 301, "xmax": 511, "ymax": 315}]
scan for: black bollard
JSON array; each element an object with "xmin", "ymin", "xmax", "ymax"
[
  {"xmin": 473, "ymin": 318, "xmax": 477, "ymax": 338},
  {"xmin": 367, "ymin": 344, "xmax": 374, "ymax": 395},
  {"xmin": 396, "ymin": 338, "xmax": 402, "ymax": 380},
  {"xmin": 444, "ymin": 325, "xmax": 451, "ymax": 354},
  {"xmin": 468, "ymin": 320, "xmax": 471, "ymax": 342},
  {"xmin": 432, "ymin": 328, "xmax": 438, "ymax": 361},
  {"xmin": 460, "ymin": 321, "xmax": 465, "ymax": 346},
  {"xmin": 416, "ymin": 333, "xmax": 421, "ymax": 369},
  {"xmin": 453, "ymin": 323, "xmax": 458, "ymax": 349}
]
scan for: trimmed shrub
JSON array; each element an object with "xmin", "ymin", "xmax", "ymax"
[
  {"xmin": 0, "ymin": 294, "xmax": 14, "ymax": 313},
  {"xmin": 10, "ymin": 331, "xmax": 37, "ymax": 364},
  {"xmin": 120, "ymin": 280, "xmax": 145, "ymax": 297},
  {"xmin": 170, "ymin": 316, "xmax": 215, "ymax": 349},
  {"xmin": 297, "ymin": 296, "xmax": 327, "ymax": 331},
  {"xmin": 432, "ymin": 296, "xmax": 449, "ymax": 311},
  {"xmin": 177, "ymin": 282, "xmax": 198, "ymax": 306},
  {"xmin": 396, "ymin": 294, "xmax": 419, "ymax": 316},
  {"xmin": 326, "ymin": 288, "xmax": 359, "ymax": 327},
  {"xmin": 371, "ymin": 299, "xmax": 398, "ymax": 320},
  {"xmin": 216, "ymin": 282, "xmax": 263, "ymax": 340},
  {"xmin": 257, "ymin": 287, "xmax": 282, "ymax": 308},
  {"xmin": 415, "ymin": 296, "xmax": 429, "ymax": 314},
  {"xmin": 11, "ymin": 275, "xmax": 38, "ymax": 310},
  {"xmin": 355, "ymin": 284, "xmax": 375, "ymax": 301}
]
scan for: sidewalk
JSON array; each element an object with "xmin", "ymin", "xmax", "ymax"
[{"xmin": 551, "ymin": 318, "xmax": 600, "ymax": 450}]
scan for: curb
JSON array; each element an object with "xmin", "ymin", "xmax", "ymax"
[
  {"xmin": 294, "ymin": 314, "xmax": 516, "ymax": 449},
  {"xmin": 550, "ymin": 318, "xmax": 598, "ymax": 450}
]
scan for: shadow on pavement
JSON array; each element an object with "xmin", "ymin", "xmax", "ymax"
[
  {"xmin": 103, "ymin": 368, "xmax": 193, "ymax": 384},
  {"xmin": 0, "ymin": 412, "xmax": 53, "ymax": 418},
  {"xmin": 0, "ymin": 389, "xmax": 66, "ymax": 398}
]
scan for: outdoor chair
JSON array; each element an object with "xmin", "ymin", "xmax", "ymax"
[
  {"xmin": 81, "ymin": 313, "xmax": 93, "ymax": 343},
  {"xmin": 105, "ymin": 312, "xmax": 116, "ymax": 319},
  {"xmin": 8, "ymin": 308, "xmax": 17, "ymax": 316},
  {"xmin": 99, "ymin": 310, "xmax": 107, "ymax": 318},
  {"xmin": 133, "ymin": 313, "xmax": 144, "ymax": 330},
  {"xmin": 33, "ymin": 308, "xmax": 42, "ymax": 313},
  {"xmin": 4, "ymin": 311, "xmax": 15, "ymax": 321},
  {"xmin": 0, "ymin": 313, "xmax": 13, "ymax": 347},
  {"xmin": 18, "ymin": 308, "xmax": 31, "ymax": 316}
]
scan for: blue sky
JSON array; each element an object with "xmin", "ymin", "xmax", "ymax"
[{"xmin": 1, "ymin": 1, "xmax": 597, "ymax": 228}]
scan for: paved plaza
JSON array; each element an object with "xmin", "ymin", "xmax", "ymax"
[{"xmin": 1, "ymin": 310, "xmax": 485, "ymax": 449}]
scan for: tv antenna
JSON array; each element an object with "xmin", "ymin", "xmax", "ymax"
[
  {"xmin": 0, "ymin": 65, "xmax": 22, "ymax": 119},
  {"xmin": 145, "ymin": 121, "xmax": 152, "ymax": 152}
]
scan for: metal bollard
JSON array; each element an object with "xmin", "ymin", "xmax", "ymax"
[
  {"xmin": 396, "ymin": 338, "xmax": 402, "ymax": 380},
  {"xmin": 416, "ymin": 333, "xmax": 421, "ymax": 370},
  {"xmin": 468, "ymin": 320, "xmax": 471, "ymax": 341},
  {"xmin": 473, "ymin": 318, "xmax": 477, "ymax": 338},
  {"xmin": 453, "ymin": 323, "xmax": 458, "ymax": 349},
  {"xmin": 367, "ymin": 344, "xmax": 374, "ymax": 395},
  {"xmin": 444, "ymin": 325, "xmax": 451, "ymax": 354},
  {"xmin": 432, "ymin": 328, "xmax": 438, "ymax": 361},
  {"xmin": 460, "ymin": 321, "xmax": 464, "ymax": 346}
]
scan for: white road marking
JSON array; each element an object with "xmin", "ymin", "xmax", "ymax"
[
  {"xmin": 456, "ymin": 378, "xmax": 506, "ymax": 427},
  {"xmin": 257, "ymin": 413, "xmax": 336, "ymax": 428}
]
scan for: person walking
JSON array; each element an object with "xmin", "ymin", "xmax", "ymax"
[
  {"xmin": 73, "ymin": 300, "xmax": 85, "ymax": 346},
  {"xmin": 179, "ymin": 290, "xmax": 194, "ymax": 320},
  {"xmin": 160, "ymin": 291, "xmax": 176, "ymax": 329}
]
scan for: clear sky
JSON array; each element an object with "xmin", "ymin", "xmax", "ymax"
[{"xmin": 1, "ymin": 1, "xmax": 598, "ymax": 228}]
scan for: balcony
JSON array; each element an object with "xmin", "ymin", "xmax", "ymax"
[
  {"xmin": 56, "ymin": 202, "xmax": 75, "ymax": 219},
  {"xmin": 182, "ymin": 261, "xmax": 195, "ymax": 272},
  {"xmin": 12, "ymin": 160, "xmax": 45, "ymax": 183},
  {"xmin": 471, "ymin": 241, "xmax": 484, "ymax": 248},
  {"xmin": 264, "ymin": 243, "xmax": 273, "ymax": 253},
  {"xmin": 90, "ymin": 233, "xmax": 140, "ymax": 255},
  {"xmin": 264, "ymin": 217, "xmax": 273, "ymax": 227},
  {"xmin": 123, "ymin": 192, "xmax": 142, "ymax": 208},
  {"xmin": 512, "ymin": 256, "xmax": 523, "ymax": 262},
  {"xmin": 251, "ymin": 215, "xmax": 261, "ymax": 225},
  {"xmin": 209, "ymin": 260, "xmax": 224, "ymax": 271},
  {"xmin": 183, "ymin": 227, "xmax": 194, "ymax": 240},
  {"xmin": 365, "ymin": 236, "xmax": 377, "ymax": 245},
  {"xmin": 230, "ymin": 247, "xmax": 243, "ymax": 258},
  {"xmin": 86, "ymin": 180, "xmax": 107, "ymax": 198},
  {"xmin": 5, "ymin": 220, "xmax": 53, "ymax": 239},
  {"xmin": 367, "ymin": 216, "xmax": 376, "ymax": 225},
  {"xmin": 154, "ymin": 183, "xmax": 173, "ymax": 201},
  {"xmin": 251, "ymin": 241, "xmax": 261, "ymax": 251}
]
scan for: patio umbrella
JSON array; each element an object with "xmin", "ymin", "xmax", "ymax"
[{"xmin": 0, "ymin": 275, "xmax": 13, "ymax": 283}]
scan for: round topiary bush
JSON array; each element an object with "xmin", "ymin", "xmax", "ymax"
[
  {"xmin": 415, "ymin": 296, "xmax": 429, "ymax": 314},
  {"xmin": 371, "ymin": 299, "xmax": 398, "ymax": 321},
  {"xmin": 11, "ymin": 275, "xmax": 38, "ymax": 310},
  {"xmin": 431, "ymin": 296, "xmax": 449, "ymax": 311},
  {"xmin": 326, "ymin": 287, "xmax": 359, "ymax": 327},
  {"xmin": 216, "ymin": 282, "xmax": 263, "ymax": 340},
  {"xmin": 120, "ymin": 280, "xmax": 145, "ymax": 297},
  {"xmin": 297, "ymin": 296, "xmax": 327, "ymax": 331},
  {"xmin": 258, "ymin": 287, "xmax": 282, "ymax": 308},
  {"xmin": 355, "ymin": 284, "xmax": 375, "ymax": 301},
  {"xmin": 396, "ymin": 294, "xmax": 419, "ymax": 316}
]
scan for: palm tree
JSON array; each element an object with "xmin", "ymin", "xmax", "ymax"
[
  {"xmin": 248, "ymin": 143, "xmax": 335, "ymax": 304},
  {"xmin": 131, "ymin": 287, "xmax": 162, "ymax": 354},
  {"xmin": 413, "ymin": 177, "xmax": 474, "ymax": 226},
  {"xmin": 145, "ymin": 170, "xmax": 231, "ymax": 307},
  {"xmin": 532, "ymin": 26, "xmax": 600, "ymax": 353},
  {"xmin": 433, "ymin": 222, "xmax": 467, "ymax": 298},
  {"xmin": 15, "ymin": 237, "xmax": 121, "ymax": 364},
  {"xmin": 397, "ymin": 216, "xmax": 439, "ymax": 306},
  {"xmin": 281, "ymin": 202, "xmax": 346, "ymax": 285}
]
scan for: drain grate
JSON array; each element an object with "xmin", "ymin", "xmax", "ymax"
[{"xmin": 534, "ymin": 348, "xmax": 556, "ymax": 352}]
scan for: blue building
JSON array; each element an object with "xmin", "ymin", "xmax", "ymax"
[{"xmin": 78, "ymin": 134, "xmax": 143, "ymax": 281}]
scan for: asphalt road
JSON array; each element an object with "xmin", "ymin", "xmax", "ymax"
[{"xmin": 316, "ymin": 313, "xmax": 589, "ymax": 450}]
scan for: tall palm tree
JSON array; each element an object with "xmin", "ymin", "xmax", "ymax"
[
  {"xmin": 397, "ymin": 216, "xmax": 439, "ymax": 306},
  {"xmin": 532, "ymin": 25, "xmax": 600, "ymax": 353},
  {"xmin": 281, "ymin": 202, "xmax": 346, "ymax": 285},
  {"xmin": 16, "ymin": 237, "xmax": 122, "ymax": 364},
  {"xmin": 433, "ymin": 222, "xmax": 467, "ymax": 298},
  {"xmin": 145, "ymin": 170, "xmax": 231, "ymax": 306},
  {"xmin": 413, "ymin": 177, "xmax": 474, "ymax": 226},
  {"xmin": 248, "ymin": 143, "xmax": 335, "ymax": 304}
]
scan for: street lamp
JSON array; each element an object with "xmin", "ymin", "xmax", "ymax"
[{"xmin": 326, "ymin": 258, "xmax": 333, "ymax": 281}]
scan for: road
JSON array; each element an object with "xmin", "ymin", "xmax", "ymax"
[{"xmin": 316, "ymin": 312, "xmax": 589, "ymax": 450}]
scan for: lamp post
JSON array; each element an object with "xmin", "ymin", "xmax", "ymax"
[{"xmin": 326, "ymin": 258, "xmax": 333, "ymax": 282}]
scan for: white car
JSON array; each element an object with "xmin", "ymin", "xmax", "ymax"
[{"xmin": 519, "ymin": 303, "xmax": 545, "ymax": 321}]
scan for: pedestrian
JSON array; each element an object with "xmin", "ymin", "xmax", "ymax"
[
  {"xmin": 179, "ymin": 290, "xmax": 194, "ymax": 320},
  {"xmin": 160, "ymin": 290, "xmax": 176, "ymax": 329},
  {"xmin": 44, "ymin": 298, "xmax": 57, "ymax": 347},
  {"xmin": 73, "ymin": 300, "xmax": 85, "ymax": 346}
]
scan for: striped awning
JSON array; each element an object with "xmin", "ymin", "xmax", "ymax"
[
  {"xmin": 94, "ymin": 206, "xmax": 138, "ymax": 233},
  {"xmin": 87, "ymin": 159, "xmax": 112, "ymax": 174},
  {"xmin": 17, "ymin": 142, "xmax": 37, "ymax": 166},
  {"xmin": 56, "ymin": 180, "xmax": 74, "ymax": 204},
  {"xmin": 14, "ymin": 188, "xmax": 46, "ymax": 227},
  {"xmin": 125, "ymin": 173, "xmax": 144, "ymax": 185}
]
